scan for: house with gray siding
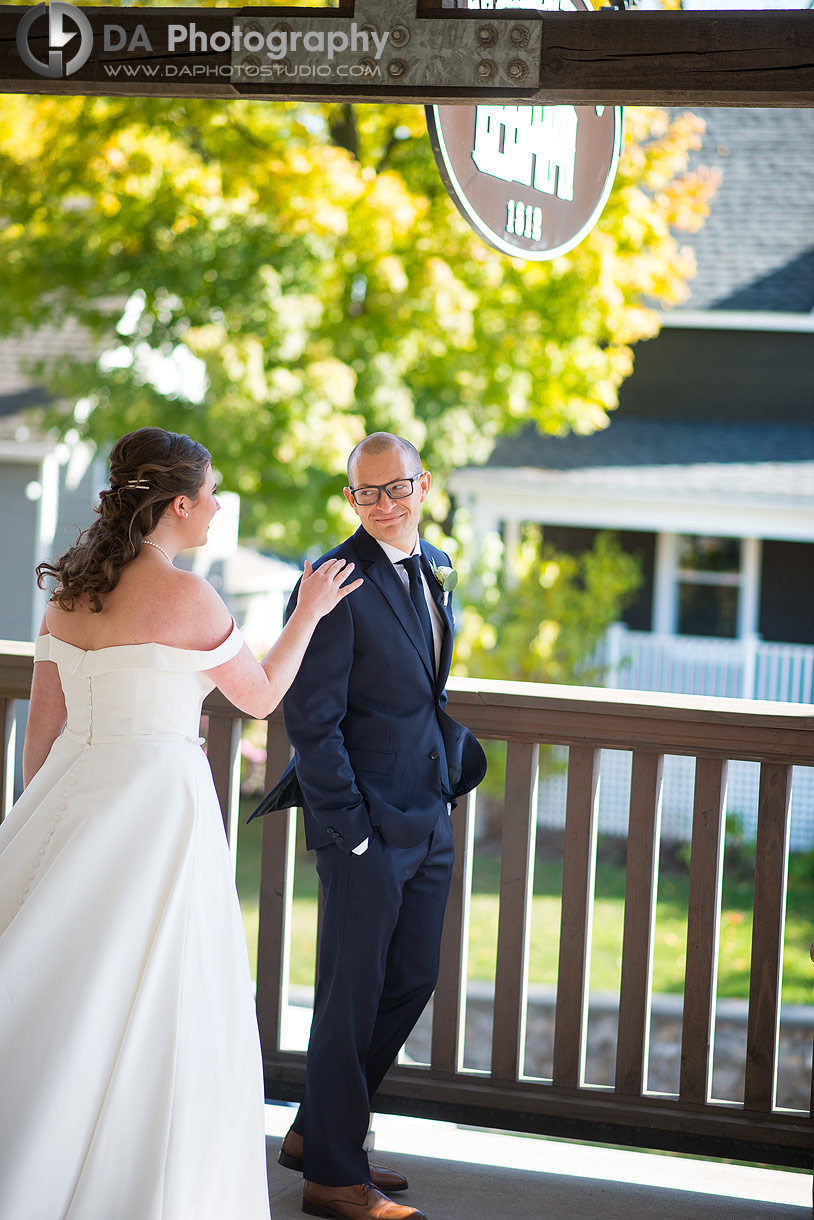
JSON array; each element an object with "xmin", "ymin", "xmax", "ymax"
[
  {"xmin": 449, "ymin": 107, "xmax": 814, "ymax": 844},
  {"xmin": 0, "ymin": 327, "xmax": 105, "ymax": 645}
]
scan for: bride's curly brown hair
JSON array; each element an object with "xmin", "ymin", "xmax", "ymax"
[{"xmin": 37, "ymin": 427, "xmax": 212, "ymax": 613}]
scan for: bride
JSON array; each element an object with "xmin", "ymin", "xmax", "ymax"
[{"xmin": 0, "ymin": 426, "xmax": 361, "ymax": 1220}]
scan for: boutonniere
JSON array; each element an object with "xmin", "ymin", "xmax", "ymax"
[{"xmin": 429, "ymin": 557, "xmax": 458, "ymax": 606}]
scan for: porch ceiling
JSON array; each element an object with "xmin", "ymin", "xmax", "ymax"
[
  {"xmin": 448, "ymin": 462, "xmax": 814, "ymax": 542},
  {"xmin": 451, "ymin": 417, "xmax": 814, "ymax": 541}
]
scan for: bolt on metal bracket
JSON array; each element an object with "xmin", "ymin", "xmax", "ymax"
[{"xmin": 231, "ymin": 0, "xmax": 543, "ymax": 91}]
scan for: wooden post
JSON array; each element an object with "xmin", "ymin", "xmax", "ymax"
[
  {"xmin": 744, "ymin": 762, "xmax": 792, "ymax": 1113},
  {"xmin": 616, "ymin": 749, "xmax": 663, "ymax": 1097},
  {"xmin": 255, "ymin": 713, "xmax": 296, "ymax": 1058},
  {"xmin": 432, "ymin": 788, "xmax": 476, "ymax": 1074},
  {"xmin": 0, "ymin": 697, "xmax": 17, "ymax": 823},
  {"xmin": 204, "ymin": 711, "xmax": 242, "ymax": 869},
  {"xmin": 680, "ymin": 757, "xmax": 727, "ymax": 1105},
  {"xmin": 553, "ymin": 744, "xmax": 600, "ymax": 1088},
  {"xmin": 491, "ymin": 740, "xmax": 538, "ymax": 1082}
]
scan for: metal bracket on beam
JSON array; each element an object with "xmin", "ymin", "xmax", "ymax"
[{"xmin": 231, "ymin": 0, "xmax": 542, "ymax": 91}]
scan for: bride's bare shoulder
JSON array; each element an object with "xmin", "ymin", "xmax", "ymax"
[
  {"xmin": 43, "ymin": 598, "xmax": 86, "ymax": 642},
  {"xmin": 171, "ymin": 570, "xmax": 232, "ymax": 625},
  {"xmin": 43, "ymin": 568, "xmax": 232, "ymax": 651},
  {"xmin": 142, "ymin": 568, "xmax": 233, "ymax": 649}
]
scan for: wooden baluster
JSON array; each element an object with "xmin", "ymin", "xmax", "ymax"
[
  {"xmin": 205, "ymin": 712, "xmax": 242, "ymax": 869},
  {"xmin": 432, "ymin": 788, "xmax": 476, "ymax": 1074},
  {"xmin": 553, "ymin": 745, "xmax": 600, "ymax": 1088},
  {"xmin": 491, "ymin": 741, "xmax": 538, "ymax": 1083},
  {"xmin": 744, "ymin": 762, "xmax": 792, "ymax": 1112},
  {"xmin": 680, "ymin": 757, "xmax": 727, "ymax": 1104},
  {"xmin": 255, "ymin": 716, "xmax": 296, "ymax": 1059},
  {"xmin": 0, "ymin": 696, "xmax": 17, "ymax": 824},
  {"xmin": 616, "ymin": 750, "xmax": 663, "ymax": 1097}
]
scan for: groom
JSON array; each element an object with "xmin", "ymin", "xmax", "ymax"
[{"xmin": 253, "ymin": 433, "xmax": 486, "ymax": 1220}]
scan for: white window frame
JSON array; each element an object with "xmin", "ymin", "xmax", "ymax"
[{"xmin": 653, "ymin": 532, "xmax": 761, "ymax": 639}]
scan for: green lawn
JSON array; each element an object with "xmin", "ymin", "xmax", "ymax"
[{"xmin": 236, "ymin": 807, "xmax": 814, "ymax": 1005}]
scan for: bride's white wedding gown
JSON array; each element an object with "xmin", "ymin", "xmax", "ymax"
[{"xmin": 0, "ymin": 622, "xmax": 271, "ymax": 1220}]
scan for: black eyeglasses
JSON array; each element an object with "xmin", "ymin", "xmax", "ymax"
[{"xmin": 347, "ymin": 473, "xmax": 425, "ymax": 506}]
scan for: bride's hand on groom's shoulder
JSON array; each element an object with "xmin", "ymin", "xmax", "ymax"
[{"xmin": 298, "ymin": 558, "xmax": 363, "ymax": 621}]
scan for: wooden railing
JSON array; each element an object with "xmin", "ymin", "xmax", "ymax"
[
  {"xmin": 2, "ymin": 645, "xmax": 812, "ymax": 1172},
  {"xmin": 596, "ymin": 622, "xmax": 814, "ymax": 704}
]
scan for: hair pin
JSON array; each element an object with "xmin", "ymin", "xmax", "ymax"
[{"xmin": 125, "ymin": 480, "xmax": 150, "ymax": 489}]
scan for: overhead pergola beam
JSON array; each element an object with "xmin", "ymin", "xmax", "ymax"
[
  {"xmin": 540, "ymin": 8, "xmax": 814, "ymax": 108},
  {"xmin": 0, "ymin": 4, "xmax": 813, "ymax": 106},
  {"xmin": 539, "ymin": 8, "xmax": 814, "ymax": 108}
]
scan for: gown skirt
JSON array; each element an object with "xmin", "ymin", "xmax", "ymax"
[{"xmin": 0, "ymin": 624, "xmax": 271, "ymax": 1220}]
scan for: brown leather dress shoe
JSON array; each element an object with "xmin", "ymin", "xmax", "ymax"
[
  {"xmin": 279, "ymin": 1129, "xmax": 409, "ymax": 1193},
  {"xmin": 302, "ymin": 1180, "xmax": 426, "ymax": 1220}
]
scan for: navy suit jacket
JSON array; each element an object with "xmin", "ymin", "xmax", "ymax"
[{"xmin": 250, "ymin": 525, "xmax": 487, "ymax": 852}]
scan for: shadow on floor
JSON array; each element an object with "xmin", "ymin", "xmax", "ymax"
[{"xmin": 265, "ymin": 1135, "xmax": 811, "ymax": 1220}]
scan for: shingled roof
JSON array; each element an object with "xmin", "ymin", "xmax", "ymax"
[
  {"xmin": 676, "ymin": 107, "xmax": 814, "ymax": 313},
  {"xmin": 482, "ymin": 418, "xmax": 814, "ymax": 511},
  {"xmin": 479, "ymin": 109, "xmax": 814, "ymax": 487},
  {"xmin": 0, "ymin": 325, "xmax": 97, "ymax": 442},
  {"xmin": 488, "ymin": 418, "xmax": 814, "ymax": 471}
]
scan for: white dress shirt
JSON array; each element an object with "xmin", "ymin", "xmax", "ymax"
[
  {"xmin": 376, "ymin": 536, "xmax": 444, "ymax": 674},
  {"xmin": 352, "ymin": 536, "xmax": 445, "ymax": 856}
]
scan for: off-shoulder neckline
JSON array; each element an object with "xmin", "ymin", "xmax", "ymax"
[{"xmin": 38, "ymin": 618, "xmax": 239, "ymax": 658}]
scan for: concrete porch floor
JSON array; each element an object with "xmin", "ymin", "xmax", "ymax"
[{"xmin": 263, "ymin": 1104, "xmax": 811, "ymax": 1220}]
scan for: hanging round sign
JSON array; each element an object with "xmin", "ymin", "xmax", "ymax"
[{"xmin": 426, "ymin": 0, "xmax": 622, "ymax": 262}]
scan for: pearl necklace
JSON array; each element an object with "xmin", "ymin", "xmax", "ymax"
[{"xmin": 143, "ymin": 539, "xmax": 173, "ymax": 563}]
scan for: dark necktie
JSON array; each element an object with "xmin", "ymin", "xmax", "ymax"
[{"xmin": 399, "ymin": 554, "xmax": 435, "ymax": 670}]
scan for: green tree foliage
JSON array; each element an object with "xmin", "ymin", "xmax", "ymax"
[
  {"xmin": 0, "ymin": 26, "xmax": 718, "ymax": 552},
  {"xmin": 450, "ymin": 526, "xmax": 642, "ymax": 683}
]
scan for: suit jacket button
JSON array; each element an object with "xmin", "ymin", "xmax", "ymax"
[
  {"xmin": 327, "ymin": 826, "xmax": 335, "ymax": 835},
  {"xmin": 430, "ymin": 749, "xmax": 440, "ymax": 760},
  {"xmin": 336, "ymin": 835, "xmax": 344, "ymax": 844}
]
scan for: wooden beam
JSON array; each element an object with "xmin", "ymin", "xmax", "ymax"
[
  {"xmin": 0, "ymin": 7, "xmax": 812, "ymax": 106},
  {"xmin": 535, "ymin": 10, "xmax": 814, "ymax": 108}
]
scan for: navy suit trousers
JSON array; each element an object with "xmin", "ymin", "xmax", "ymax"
[{"xmin": 292, "ymin": 807, "xmax": 454, "ymax": 1186}]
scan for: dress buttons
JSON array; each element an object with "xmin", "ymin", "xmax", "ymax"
[{"xmin": 430, "ymin": 749, "xmax": 440, "ymax": 760}]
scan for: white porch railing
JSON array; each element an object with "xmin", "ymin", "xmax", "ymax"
[{"xmin": 596, "ymin": 624, "xmax": 814, "ymax": 704}]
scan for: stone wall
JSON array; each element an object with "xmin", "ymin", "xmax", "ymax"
[{"xmin": 405, "ymin": 985, "xmax": 813, "ymax": 1113}]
